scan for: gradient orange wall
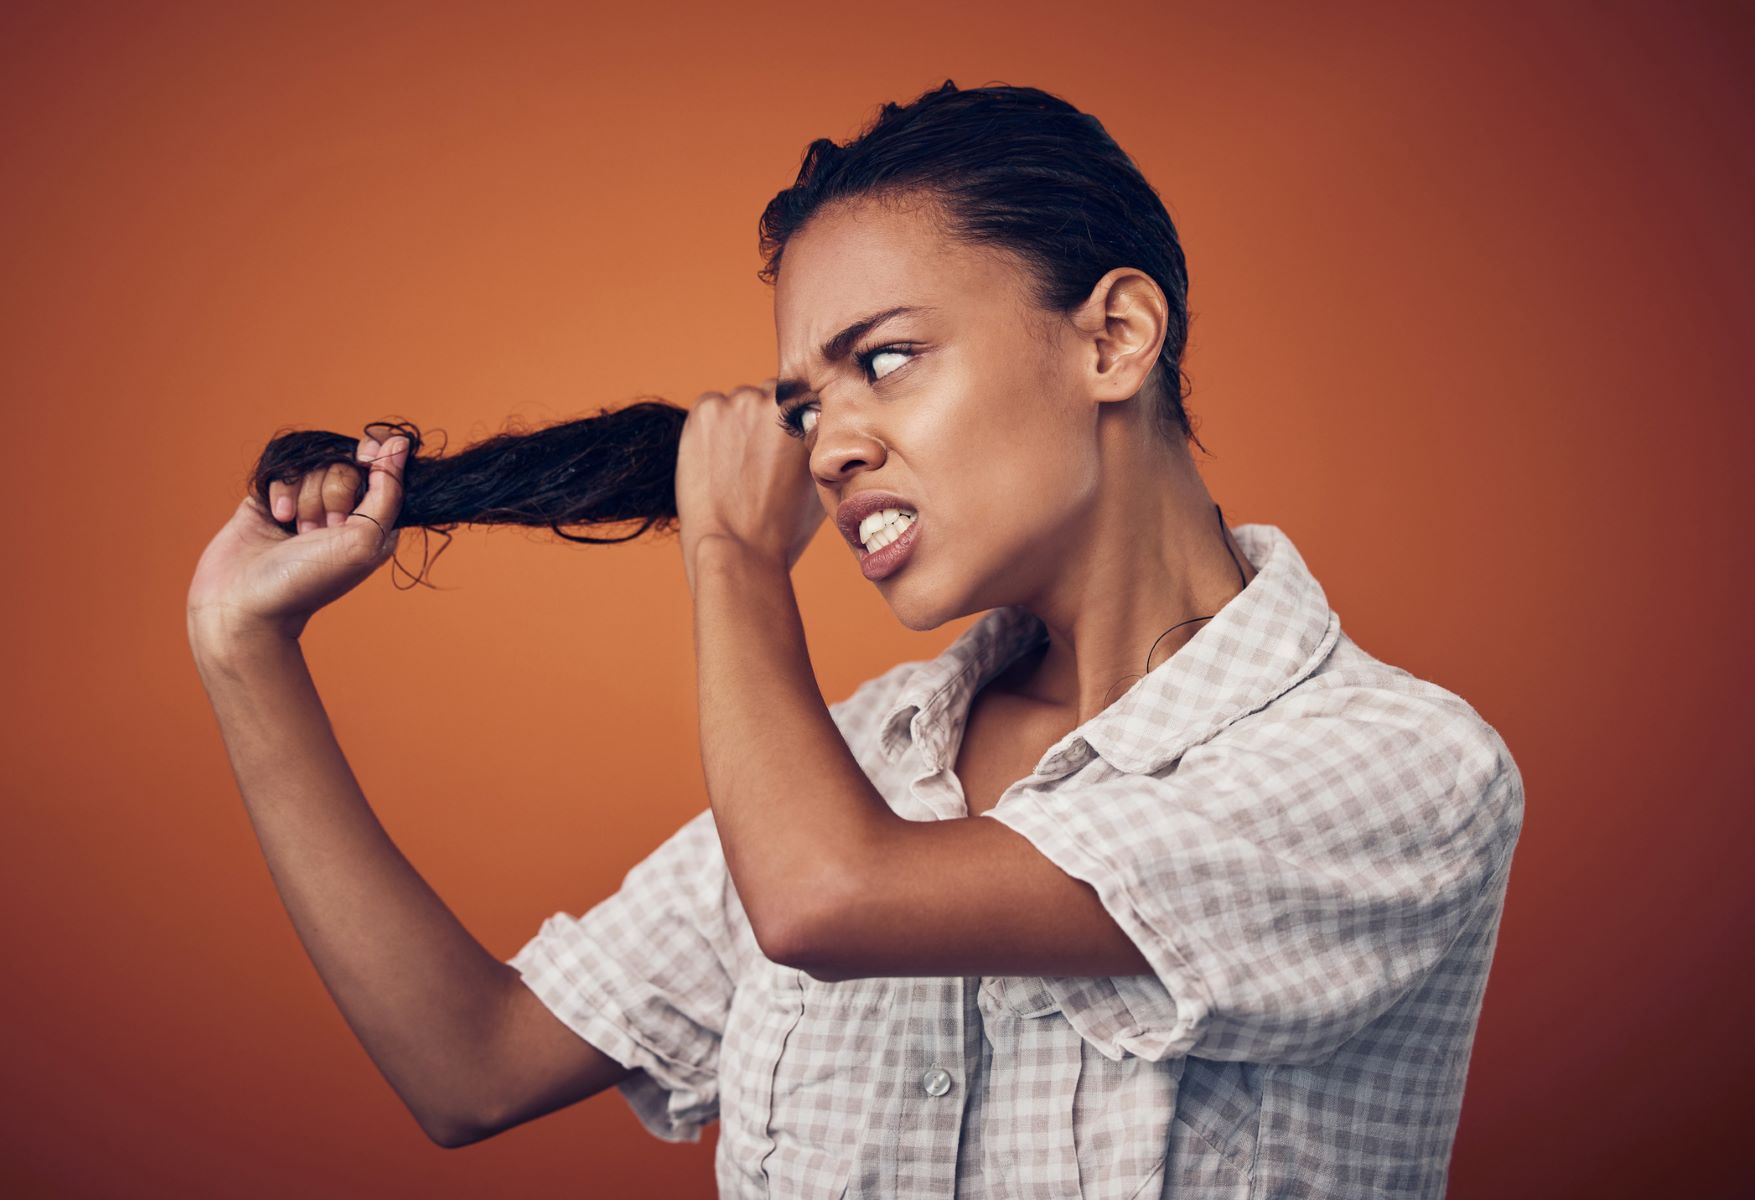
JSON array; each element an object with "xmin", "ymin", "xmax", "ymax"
[{"xmin": 3, "ymin": 2, "xmax": 1748, "ymax": 1196}]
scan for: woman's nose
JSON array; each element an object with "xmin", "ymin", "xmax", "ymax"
[{"xmin": 810, "ymin": 418, "xmax": 887, "ymax": 486}]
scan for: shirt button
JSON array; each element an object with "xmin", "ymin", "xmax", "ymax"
[{"xmin": 921, "ymin": 1067, "xmax": 953, "ymax": 1097}]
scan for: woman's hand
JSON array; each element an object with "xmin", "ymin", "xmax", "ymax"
[
  {"xmin": 186, "ymin": 427, "xmax": 410, "ymax": 647},
  {"xmin": 675, "ymin": 379, "xmax": 825, "ymax": 592}
]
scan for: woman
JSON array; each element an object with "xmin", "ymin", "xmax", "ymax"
[{"xmin": 187, "ymin": 82, "xmax": 1523, "ymax": 1198}]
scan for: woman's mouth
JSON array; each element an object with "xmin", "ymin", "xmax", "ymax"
[{"xmin": 858, "ymin": 509, "xmax": 920, "ymax": 581}]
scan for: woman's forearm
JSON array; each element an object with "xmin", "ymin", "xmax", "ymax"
[
  {"xmin": 189, "ymin": 619, "xmax": 515, "ymax": 1144},
  {"xmin": 689, "ymin": 539, "xmax": 899, "ymax": 960}
]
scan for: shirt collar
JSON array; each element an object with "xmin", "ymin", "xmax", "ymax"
[{"xmin": 875, "ymin": 523, "xmax": 1341, "ymax": 776}]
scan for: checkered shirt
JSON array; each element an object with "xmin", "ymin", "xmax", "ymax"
[{"xmin": 505, "ymin": 522, "xmax": 1525, "ymax": 1198}]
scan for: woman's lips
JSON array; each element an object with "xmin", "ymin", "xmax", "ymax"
[{"xmin": 859, "ymin": 515, "xmax": 920, "ymax": 582}]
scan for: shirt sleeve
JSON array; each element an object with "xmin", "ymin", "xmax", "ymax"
[
  {"xmin": 503, "ymin": 806, "xmax": 744, "ymax": 1142},
  {"xmin": 980, "ymin": 692, "xmax": 1525, "ymax": 1067}
]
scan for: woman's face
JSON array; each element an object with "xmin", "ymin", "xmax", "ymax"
[{"xmin": 773, "ymin": 196, "xmax": 1107, "ymax": 631}]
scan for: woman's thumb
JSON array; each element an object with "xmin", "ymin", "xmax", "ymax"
[{"xmin": 351, "ymin": 432, "xmax": 409, "ymax": 543}]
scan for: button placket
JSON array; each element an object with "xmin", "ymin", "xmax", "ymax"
[{"xmin": 891, "ymin": 978, "xmax": 969, "ymax": 1197}]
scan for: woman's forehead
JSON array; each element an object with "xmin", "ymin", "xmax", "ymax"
[
  {"xmin": 777, "ymin": 204, "xmax": 951, "ymax": 305},
  {"xmin": 773, "ymin": 206, "xmax": 1034, "ymax": 358}
]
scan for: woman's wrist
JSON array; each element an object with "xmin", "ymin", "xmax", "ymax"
[
  {"xmin": 686, "ymin": 532, "xmax": 787, "ymax": 596},
  {"xmin": 187, "ymin": 606, "xmax": 304, "ymax": 676}
]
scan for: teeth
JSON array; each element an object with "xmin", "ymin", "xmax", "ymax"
[{"xmin": 858, "ymin": 508, "xmax": 916, "ymax": 553}]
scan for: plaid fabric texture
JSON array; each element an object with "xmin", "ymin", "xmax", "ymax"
[{"xmin": 506, "ymin": 523, "xmax": 1525, "ymax": 1198}]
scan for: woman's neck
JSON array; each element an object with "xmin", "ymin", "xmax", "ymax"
[{"xmin": 1011, "ymin": 444, "xmax": 1257, "ymax": 726}]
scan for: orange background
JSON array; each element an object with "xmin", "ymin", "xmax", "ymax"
[{"xmin": 3, "ymin": 2, "xmax": 1749, "ymax": 1196}]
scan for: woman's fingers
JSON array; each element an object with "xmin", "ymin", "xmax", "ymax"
[
  {"xmin": 350, "ymin": 433, "xmax": 408, "ymax": 538},
  {"xmin": 322, "ymin": 462, "xmax": 362, "ymax": 528},
  {"xmin": 296, "ymin": 469, "xmax": 327, "ymax": 535},
  {"xmin": 267, "ymin": 464, "xmax": 363, "ymax": 533},
  {"xmin": 268, "ymin": 479, "xmax": 295, "ymax": 524},
  {"xmin": 264, "ymin": 426, "xmax": 405, "ymax": 538}
]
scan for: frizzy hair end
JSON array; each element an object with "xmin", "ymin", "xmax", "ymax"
[{"xmin": 247, "ymin": 400, "xmax": 690, "ymax": 587}]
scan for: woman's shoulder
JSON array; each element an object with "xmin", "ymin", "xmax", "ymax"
[
  {"xmin": 1295, "ymin": 629, "xmax": 1518, "ymax": 761},
  {"xmin": 1227, "ymin": 627, "xmax": 1525, "ymax": 850}
]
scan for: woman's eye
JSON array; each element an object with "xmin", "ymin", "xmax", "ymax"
[
  {"xmin": 856, "ymin": 343, "xmax": 914, "ymax": 383},
  {"xmin": 775, "ymin": 345, "xmax": 912, "ymax": 439},
  {"xmin": 775, "ymin": 403, "xmax": 818, "ymax": 439},
  {"xmin": 867, "ymin": 349, "xmax": 908, "ymax": 380}
]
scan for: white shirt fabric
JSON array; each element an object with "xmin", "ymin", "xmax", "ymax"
[{"xmin": 505, "ymin": 522, "xmax": 1525, "ymax": 1198}]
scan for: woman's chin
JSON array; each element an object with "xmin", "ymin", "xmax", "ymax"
[
  {"xmin": 890, "ymin": 605, "xmax": 943, "ymax": 633},
  {"xmin": 876, "ymin": 572, "xmax": 977, "ymax": 633}
]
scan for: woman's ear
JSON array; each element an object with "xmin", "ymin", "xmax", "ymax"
[{"xmin": 1075, "ymin": 267, "xmax": 1170, "ymax": 404}]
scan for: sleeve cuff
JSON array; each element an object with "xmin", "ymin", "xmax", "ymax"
[{"xmin": 505, "ymin": 931, "xmax": 718, "ymax": 1143}]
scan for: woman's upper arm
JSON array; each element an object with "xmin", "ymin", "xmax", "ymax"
[{"xmin": 476, "ymin": 807, "xmax": 745, "ymax": 1144}]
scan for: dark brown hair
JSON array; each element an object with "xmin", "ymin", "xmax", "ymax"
[
  {"xmin": 246, "ymin": 402, "xmax": 687, "ymax": 586},
  {"xmin": 758, "ymin": 79, "xmax": 1201, "ymax": 448},
  {"xmin": 247, "ymin": 80, "xmax": 1202, "ymax": 584}
]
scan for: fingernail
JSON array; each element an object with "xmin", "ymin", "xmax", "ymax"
[
  {"xmin": 298, "ymin": 519, "xmax": 314, "ymax": 535},
  {"xmin": 389, "ymin": 436, "xmax": 409, "ymax": 456},
  {"xmin": 273, "ymin": 496, "xmax": 291, "ymax": 520},
  {"xmin": 360, "ymin": 437, "xmax": 380, "ymax": 461},
  {"xmin": 326, "ymin": 511, "xmax": 345, "ymax": 528}
]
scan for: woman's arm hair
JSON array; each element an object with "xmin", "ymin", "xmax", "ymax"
[
  {"xmin": 189, "ymin": 626, "xmax": 635, "ymax": 1146},
  {"xmin": 248, "ymin": 400, "xmax": 689, "ymax": 584}
]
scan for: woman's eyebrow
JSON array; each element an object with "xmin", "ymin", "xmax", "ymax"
[{"xmin": 776, "ymin": 304, "xmax": 937, "ymax": 404}]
